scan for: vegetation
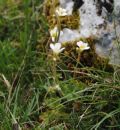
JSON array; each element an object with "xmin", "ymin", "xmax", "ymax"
[{"xmin": 0, "ymin": 0, "xmax": 120, "ymax": 130}]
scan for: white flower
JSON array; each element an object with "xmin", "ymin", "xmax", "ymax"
[
  {"xmin": 54, "ymin": 84, "xmax": 61, "ymax": 91},
  {"xmin": 55, "ymin": 7, "xmax": 68, "ymax": 16},
  {"xmin": 50, "ymin": 26, "xmax": 63, "ymax": 42},
  {"xmin": 50, "ymin": 26, "xmax": 58, "ymax": 42},
  {"xmin": 76, "ymin": 41, "xmax": 90, "ymax": 52},
  {"xmin": 50, "ymin": 43, "xmax": 65, "ymax": 54}
]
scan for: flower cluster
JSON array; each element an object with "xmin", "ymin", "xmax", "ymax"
[
  {"xmin": 55, "ymin": 7, "xmax": 68, "ymax": 16},
  {"xmin": 49, "ymin": 6, "xmax": 90, "ymax": 56},
  {"xmin": 50, "ymin": 41, "xmax": 90, "ymax": 55}
]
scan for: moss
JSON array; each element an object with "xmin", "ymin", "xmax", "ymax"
[
  {"xmin": 94, "ymin": 56, "xmax": 114, "ymax": 72},
  {"xmin": 39, "ymin": 109, "xmax": 69, "ymax": 127},
  {"xmin": 63, "ymin": 38, "xmax": 113, "ymax": 71},
  {"xmin": 58, "ymin": 12, "xmax": 80, "ymax": 29},
  {"xmin": 43, "ymin": 0, "xmax": 59, "ymax": 17}
]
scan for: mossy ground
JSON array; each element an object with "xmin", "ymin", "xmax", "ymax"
[
  {"xmin": 44, "ymin": 0, "xmax": 80, "ymax": 29},
  {"xmin": 0, "ymin": 0, "xmax": 120, "ymax": 130}
]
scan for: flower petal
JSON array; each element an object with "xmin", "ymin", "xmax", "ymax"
[
  {"xmin": 84, "ymin": 46, "xmax": 90, "ymax": 50},
  {"xmin": 59, "ymin": 47, "xmax": 65, "ymax": 53},
  {"xmin": 51, "ymin": 37, "xmax": 55, "ymax": 42},
  {"xmin": 54, "ymin": 43, "xmax": 61, "ymax": 50},
  {"xmin": 54, "ymin": 26, "xmax": 58, "ymax": 32},
  {"xmin": 60, "ymin": 31, "xmax": 63, "ymax": 36},
  {"xmin": 50, "ymin": 26, "xmax": 58, "ymax": 36},
  {"xmin": 50, "ymin": 43, "xmax": 55, "ymax": 50},
  {"xmin": 77, "ymin": 41, "xmax": 84, "ymax": 47}
]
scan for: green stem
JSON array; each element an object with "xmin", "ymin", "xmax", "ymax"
[{"xmin": 74, "ymin": 52, "xmax": 81, "ymax": 77}]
